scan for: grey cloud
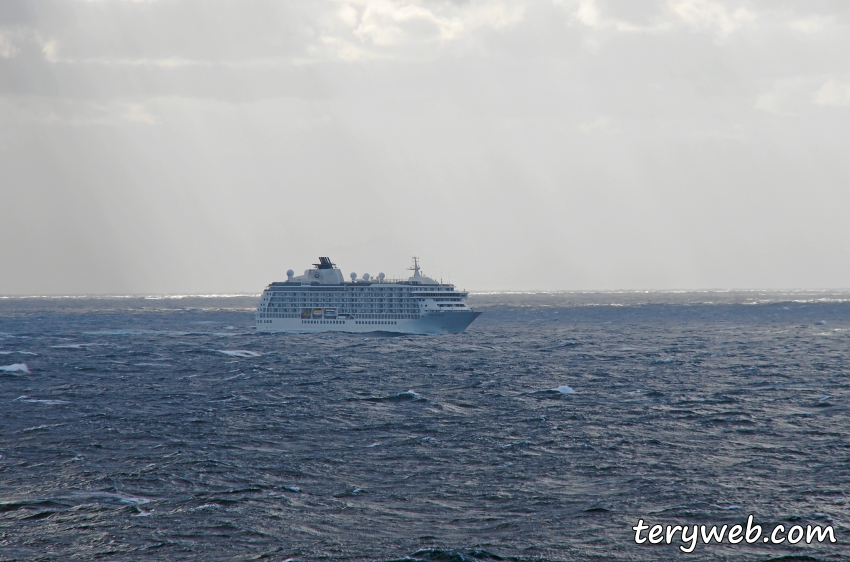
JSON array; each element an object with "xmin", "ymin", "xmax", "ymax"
[
  {"xmin": 0, "ymin": 1, "xmax": 41, "ymax": 26},
  {"xmin": 2, "ymin": 1, "xmax": 315, "ymax": 61}
]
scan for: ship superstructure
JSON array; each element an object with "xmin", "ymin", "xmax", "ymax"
[{"xmin": 255, "ymin": 257, "xmax": 481, "ymax": 334}]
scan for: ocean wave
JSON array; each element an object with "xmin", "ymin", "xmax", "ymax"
[
  {"xmin": 529, "ymin": 385, "xmax": 576, "ymax": 398},
  {"xmin": 404, "ymin": 548, "xmax": 505, "ymax": 562},
  {"xmin": 1, "ymin": 363, "xmax": 30, "ymax": 374},
  {"xmin": 3, "ymin": 293, "xmax": 848, "ymax": 560},
  {"xmin": 214, "ymin": 350, "xmax": 262, "ymax": 358},
  {"xmin": 552, "ymin": 385, "xmax": 576, "ymax": 394},
  {"xmin": 21, "ymin": 423, "xmax": 66, "ymax": 432},
  {"xmin": 15, "ymin": 395, "xmax": 68, "ymax": 405},
  {"xmin": 365, "ymin": 390, "xmax": 425, "ymax": 403},
  {"xmin": 83, "ymin": 330, "xmax": 189, "ymax": 336},
  {"xmin": 557, "ymin": 340, "xmax": 580, "ymax": 347}
]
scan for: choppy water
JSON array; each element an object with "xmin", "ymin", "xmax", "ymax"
[{"xmin": 1, "ymin": 292, "xmax": 848, "ymax": 561}]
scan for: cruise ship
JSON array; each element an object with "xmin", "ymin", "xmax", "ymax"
[{"xmin": 255, "ymin": 257, "xmax": 481, "ymax": 334}]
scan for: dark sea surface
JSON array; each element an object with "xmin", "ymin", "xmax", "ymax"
[{"xmin": 1, "ymin": 292, "xmax": 848, "ymax": 561}]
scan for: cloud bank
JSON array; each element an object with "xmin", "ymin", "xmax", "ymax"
[{"xmin": 1, "ymin": 0, "xmax": 849, "ymax": 293}]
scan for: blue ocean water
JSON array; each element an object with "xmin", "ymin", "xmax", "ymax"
[{"xmin": 0, "ymin": 292, "xmax": 848, "ymax": 561}]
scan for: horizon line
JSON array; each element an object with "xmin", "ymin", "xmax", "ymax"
[{"xmin": 3, "ymin": 288, "xmax": 850, "ymax": 299}]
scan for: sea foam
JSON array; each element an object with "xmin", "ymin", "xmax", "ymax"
[
  {"xmin": 365, "ymin": 390, "xmax": 425, "ymax": 402},
  {"xmin": 552, "ymin": 385, "xmax": 576, "ymax": 394},
  {"xmin": 528, "ymin": 385, "xmax": 577, "ymax": 398},
  {"xmin": 214, "ymin": 350, "xmax": 262, "ymax": 358},
  {"xmin": 15, "ymin": 395, "xmax": 68, "ymax": 405}
]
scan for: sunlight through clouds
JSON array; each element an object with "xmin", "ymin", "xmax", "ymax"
[
  {"xmin": 562, "ymin": 0, "xmax": 672, "ymax": 33},
  {"xmin": 560, "ymin": 0, "xmax": 756, "ymax": 39},
  {"xmin": 322, "ymin": 0, "xmax": 524, "ymax": 58},
  {"xmin": 669, "ymin": 0, "xmax": 755, "ymax": 40},
  {"xmin": 2, "ymin": 0, "xmax": 850, "ymax": 293}
]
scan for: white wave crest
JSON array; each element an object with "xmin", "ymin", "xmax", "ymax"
[
  {"xmin": 1, "ymin": 363, "xmax": 30, "ymax": 374},
  {"xmin": 215, "ymin": 350, "xmax": 262, "ymax": 358},
  {"xmin": 552, "ymin": 385, "xmax": 576, "ymax": 394},
  {"xmin": 15, "ymin": 395, "xmax": 68, "ymax": 405}
]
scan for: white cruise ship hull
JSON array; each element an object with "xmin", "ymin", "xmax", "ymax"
[{"xmin": 256, "ymin": 310, "xmax": 481, "ymax": 335}]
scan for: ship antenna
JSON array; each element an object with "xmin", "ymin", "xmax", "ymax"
[{"xmin": 409, "ymin": 256, "xmax": 421, "ymax": 278}]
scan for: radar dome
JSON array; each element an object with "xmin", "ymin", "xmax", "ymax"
[
  {"xmin": 378, "ymin": 272, "xmax": 385, "ymax": 281},
  {"xmin": 350, "ymin": 272, "xmax": 357, "ymax": 280},
  {"xmin": 362, "ymin": 273, "xmax": 370, "ymax": 281},
  {"xmin": 286, "ymin": 269, "xmax": 294, "ymax": 279}
]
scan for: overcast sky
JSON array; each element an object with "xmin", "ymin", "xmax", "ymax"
[{"xmin": 1, "ymin": 0, "xmax": 849, "ymax": 294}]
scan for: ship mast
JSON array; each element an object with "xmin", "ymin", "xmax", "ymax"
[{"xmin": 409, "ymin": 257, "xmax": 421, "ymax": 278}]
